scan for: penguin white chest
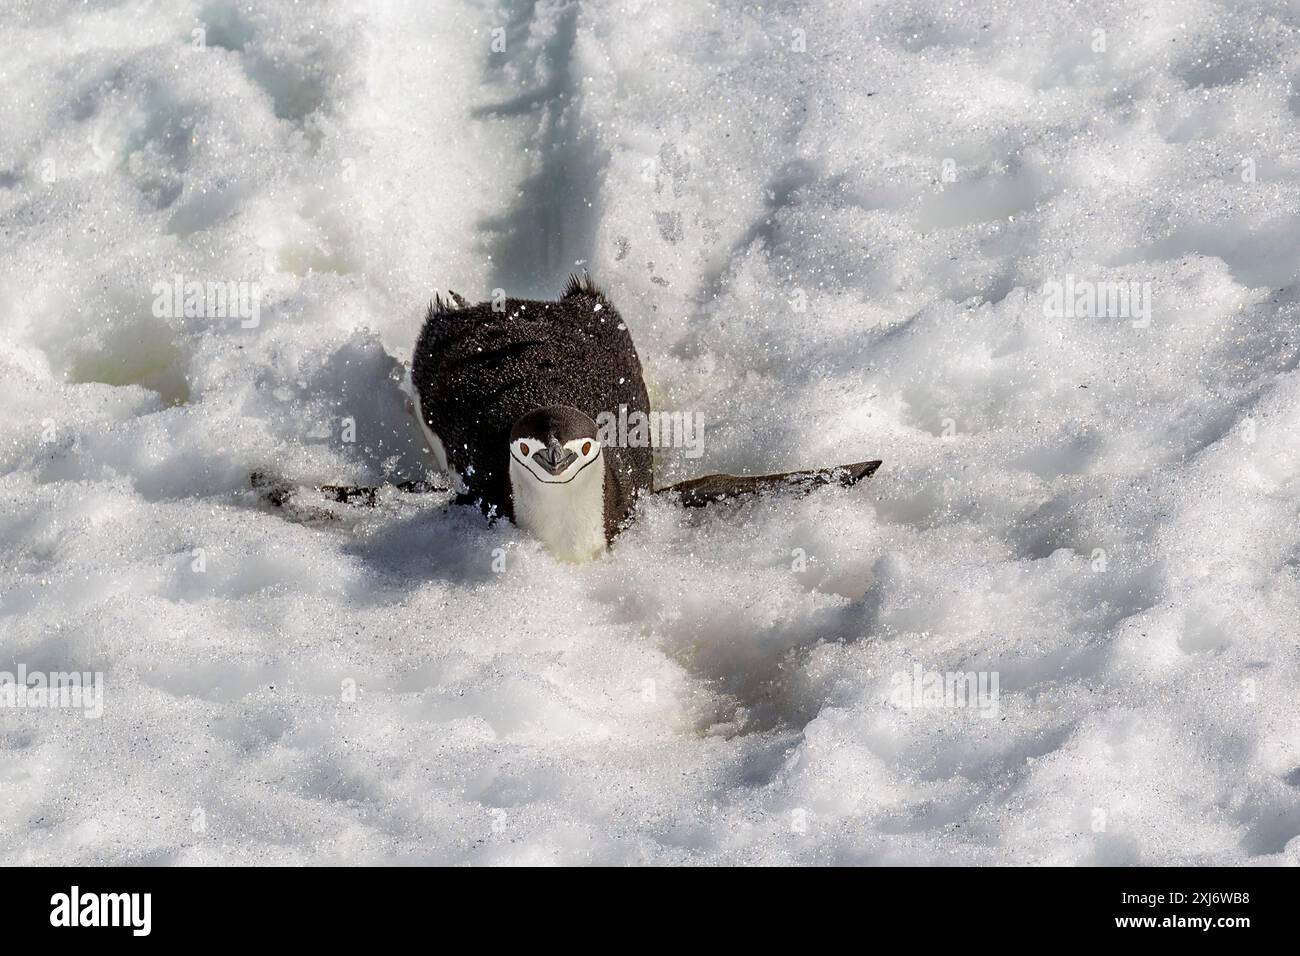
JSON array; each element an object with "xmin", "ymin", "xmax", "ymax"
[{"xmin": 509, "ymin": 455, "xmax": 607, "ymax": 562}]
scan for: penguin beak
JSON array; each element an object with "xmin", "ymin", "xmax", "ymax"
[{"xmin": 533, "ymin": 438, "xmax": 577, "ymax": 476}]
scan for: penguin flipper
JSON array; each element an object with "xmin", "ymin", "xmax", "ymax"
[
  {"xmin": 250, "ymin": 472, "xmax": 449, "ymax": 510},
  {"xmin": 656, "ymin": 460, "xmax": 881, "ymax": 509}
]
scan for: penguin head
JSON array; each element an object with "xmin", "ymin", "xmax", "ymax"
[{"xmin": 508, "ymin": 406, "xmax": 603, "ymax": 484}]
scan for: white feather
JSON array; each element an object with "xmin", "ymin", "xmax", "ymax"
[
  {"xmin": 411, "ymin": 390, "xmax": 453, "ymax": 476},
  {"xmin": 509, "ymin": 452, "xmax": 607, "ymax": 562}
]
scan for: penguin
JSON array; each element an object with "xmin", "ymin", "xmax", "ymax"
[
  {"xmin": 410, "ymin": 274, "xmax": 653, "ymax": 561},
  {"xmin": 407, "ymin": 274, "xmax": 881, "ymax": 561}
]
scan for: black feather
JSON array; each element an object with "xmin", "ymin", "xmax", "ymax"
[
  {"xmin": 428, "ymin": 291, "xmax": 470, "ymax": 320},
  {"xmin": 562, "ymin": 271, "xmax": 605, "ymax": 301}
]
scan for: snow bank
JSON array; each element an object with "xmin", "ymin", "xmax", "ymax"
[{"xmin": 1, "ymin": 0, "xmax": 1298, "ymax": 864}]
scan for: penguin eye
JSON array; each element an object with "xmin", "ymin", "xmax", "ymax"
[
  {"xmin": 519, "ymin": 442, "xmax": 530, "ymax": 456},
  {"xmin": 581, "ymin": 441, "xmax": 592, "ymax": 456}
]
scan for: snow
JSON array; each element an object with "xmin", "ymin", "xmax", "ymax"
[{"xmin": 2, "ymin": 0, "xmax": 1299, "ymax": 864}]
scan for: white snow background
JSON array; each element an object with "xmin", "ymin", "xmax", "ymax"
[{"xmin": 2, "ymin": 0, "xmax": 1299, "ymax": 865}]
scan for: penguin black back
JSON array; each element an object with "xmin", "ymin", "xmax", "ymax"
[{"xmin": 411, "ymin": 275, "xmax": 653, "ymax": 536}]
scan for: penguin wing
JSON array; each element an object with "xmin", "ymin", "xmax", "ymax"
[{"xmin": 656, "ymin": 460, "xmax": 882, "ymax": 508}]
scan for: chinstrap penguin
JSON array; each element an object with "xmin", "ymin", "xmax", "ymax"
[
  {"xmin": 410, "ymin": 275, "xmax": 652, "ymax": 560},
  {"xmin": 408, "ymin": 275, "xmax": 881, "ymax": 561}
]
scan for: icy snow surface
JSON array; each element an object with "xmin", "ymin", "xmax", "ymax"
[{"xmin": 2, "ymin": 0, "xmax": 1299, "ymax": 864}]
